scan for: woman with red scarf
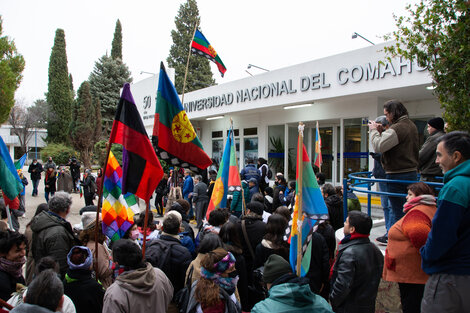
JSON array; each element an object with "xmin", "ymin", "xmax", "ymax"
[{"xmin": 383, "ymin": 182, "xmax": 437, "ymax": 313}]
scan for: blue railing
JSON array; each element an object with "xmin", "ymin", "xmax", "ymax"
[{"xmin": 342, "ymin": 171, "xmax": 444, "ymax": 221}]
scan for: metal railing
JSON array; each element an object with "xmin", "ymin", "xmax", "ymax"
[{"xmin": 343, "ymin": 171, "xmax": 444, "ymax": 221}]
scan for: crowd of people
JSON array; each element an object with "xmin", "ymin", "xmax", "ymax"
[{"xmin": 0, "ymin": 100, "xmax": 469, "ymax": 313}]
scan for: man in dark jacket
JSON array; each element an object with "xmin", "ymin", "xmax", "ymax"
[
  {"xmin": 322, "ymin": 183, "xmax": 343, "ymax": 231},
  {"xmin": 144, "ymin": 212, "xmax": 192, "ymax": 311},
  {"xmin": 418, "ymin": 117, "xmax": 445, "ymax": 182},
  {"xmin": 28, "ymin": 158, "xmax": 43, "ymax": 196},
  {"xmin": 67, "ymin": 157, "xmax": 81, "ymax": 193},
  {"xmin": 240, "ymin": 158, "xmax": 260, "ymax": 190},
  {"xmin": 31, "ymin": 192, "xmax": 80, "ymax": 278},
  {"xmin": 80, "ymin": 170, "xmax": 95, "ymax": 206},
  {"xmin": 192, "ymin": 174, "xmax": 208, "ymax": 229},
  {"xmin": 330, "ymin": 211, "xmax": 383, "ymax": 313}
]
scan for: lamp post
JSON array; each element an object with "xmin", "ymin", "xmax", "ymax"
[
  {"xmin": 351, "ymin": 32, "xmax": 375, "ymax": 45},
  {"xmin": 247, "ymin": 64, "xmax": 270, "ymax": 72}
]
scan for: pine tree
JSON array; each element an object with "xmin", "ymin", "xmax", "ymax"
[
  {"xmin": 111, "ymin": 19, "xmax": 123, "ymax": 61},
  {"xmin": 94, "ymin": 97, "xmax": 102, "ymax": 140},
  {"xmin": 0, "ymin": 17, "xmax": 25, "ymax": 124},
  {"xmin": 89, "ymin": 54, "xmax": 132, "ymax": 133},
  {"xmin": 47, "ymin": 29, "xmax": 74, "ymax": 143},
  {"xmin": 167, "ymin": 0, "xmax": 215, "ymax": 94},
  {"xmin": 70, "ymin": 81, "xmax": 96, "ymax": 168}
]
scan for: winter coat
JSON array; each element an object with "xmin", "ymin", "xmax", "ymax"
[
  {"xmin": 305, "ymin": 232, "xmax": 330, "ymax": 296},
  {"xmin": 240, "ymin": 164, "xmax": 261, "ymax": 184},
  {"xmin": 85, "ymin": 241, "xmax": 113, "ymax": 289},
  {"xmin": 64, "ymin": 269, "xmax": 104, "ymax": 313},
  {"xmin": 155, "ymin": 178, "xmax": 169, "ymax": 196},
  {"xmin": 81, "ymin": 175, "xmax": 96, "ymax": 197},
  {"xmin": 421, "ymin": 159, "xmax": 470, "ymax": 275},
  {"xmin": 254, "ymin": 239, "xmax": 289, "ymax": 268},
  {"xmin": 182, "ymin": 175, "xmax": 194, "ymax": 200},
  {"xmin": 30, "ymin": 211, "xmax": 80, "ymax": 277},
  {"xmin": 0, "ymin": 268, "xmax": 25, "ymax": 302},
  {"xmin": 325, "ymin": 194, "xmax": 343, "ymax": 231},
  {"xmin": 57, "ymin": 170, "xmax": 73, "ymax": 192},
  {"xmin": 103, "ymin": 263, "xmax": 173, "ymax": 313},
  {"xmin": 418, "ymin": 129, "xmax": 445, "ymax": 177},
  {"xmin": 68, "ymin": 161, "xmax": 81, "ymax": 181},
  {"xmin": 186, "ymin": 280, "xmax": 241, "ymax": 313},
  {"xmin": 330, "ymin": 237, "xmax": 384, "ymax": 313},
  {"xmin": 44, "ymin": 171, "xmax": 56, "ymax": 192},
  {"xmin": 145, "ymin": 234, "xmax": 192, "ymax": 296},
  {"xmin": 28, "ymin": 162, "xmax": 43, "ymax": 181},
  {"xmin": 252, "ymin": 274, "xmax": 333, "ymax": 313},
  {"xmin": 230, "ymin": 181, "xmax": 248, "ymax": 216},
  {"xmin": 237, "ymin": 214, "xmax": 266, "ymax": 284}
]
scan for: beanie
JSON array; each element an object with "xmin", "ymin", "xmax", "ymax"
[
  {"xmin": 67, "ymin": 246, "xmax": 93, "ymax": 270},
  {"xmin": 263, "ymin": 254, "xmax": 292, "ymax": 283},
  {"xmin": 374, "ymin": 115, "xmax": 388, "ymax": 126},
  {"xmin": 428, "ymin": 117, "xmax": 444, "ymax": 131}
]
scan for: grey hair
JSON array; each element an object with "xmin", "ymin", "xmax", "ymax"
[
  {"xmin": 25, "ymin": 269, "xmax": 64, "ymax": 311},
  {"xmin": 194, "ymin": 175, "xmax": 203, "ymax": 181},
  {"xmin": 48, "ymin": 191, "xmax": 72, "ymax": 214}
]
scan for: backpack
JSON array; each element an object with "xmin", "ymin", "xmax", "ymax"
[
  {"xmin": 267, "ymin": 168, "xmax": 273, "ymax": 179},
  {"xmin": 144, "ymin": 240, "xmax": 179, "ymax": 275}
]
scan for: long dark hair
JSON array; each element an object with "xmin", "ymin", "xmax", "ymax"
[
  {"xmin": 219, "ymin": 222, "xmax": 243, "ymax": 254},
  {"xmin": 264, "ymin": 214, "xmax": 288, "ymax": 249},
  {"xmin": 383, "ymin": 99, "xmax": 408, "ymax": 123}
]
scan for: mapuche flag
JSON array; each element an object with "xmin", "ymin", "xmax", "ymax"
[
  {"xmin": 314, "ymin": 121, "xmax": 322, "ymax": 168},
  {"xmin": 206, "ymin": 128, "xmax": 241, "ymax": 219},
  {"xmin": 0, "ymin": 136, "xmax": 23, "ymax": 209},
  {"xmin": 289, "ymin": 142, "xmax": 329, "ymax": 276},
  {"xmin": 191, "ymin": 29, "xmax": 227, "ymax": 77},
  {"xmin": 102, "ymin": 151, "xmax": 139, "ymax": 241},
  {"xmin": 152, "ymin": 62, "xmax": 212, "ymax": 173},
  {"xmin": 109, "ymin": 83, "xmax": 163, "ymax": 201}
]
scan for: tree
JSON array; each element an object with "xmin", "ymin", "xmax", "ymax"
[
  {"xmin": 8, "ymin": 102, "xmax": 35, "ymax": 155},
  {"xmin": 89, "ymin": 54, "xmax": 132, "ymax": 134},
  {"xmin": 28, "ymin": 99, "xmax": 48, "ymax": 129},
  {"xmin": 94, "ymin": 97, "xmax": 102, "ymax": 140},
  {"xmin": 70, "ymin": 81, "xmax": 96, "ymax": 168},
  {"xmin": 0, "ymin": 17, "xmax": 25, "ymax": 124},
  {"xmin": 167, "ymin": 0, "xmax": 215, "ymax": 94},
  {"xmin": 384, "ymin": 0, "xmax": 470, "ymax": 131},
  {"xmin": 47, "ymin": 29, "xmax": 74, "ymax": 143},
  {"xmin": 111, "ymin": 19, "xmax": 123, "ymax": 61}
]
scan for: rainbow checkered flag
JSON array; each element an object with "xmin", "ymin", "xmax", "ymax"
[{"xmin": 102, "ymin": 151, "xmax": 140, "ymax": 241}]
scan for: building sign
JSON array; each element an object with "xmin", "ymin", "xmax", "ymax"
[{"xmin": 183, "ymin": 57, "xmax": 427, "ymax": 113}]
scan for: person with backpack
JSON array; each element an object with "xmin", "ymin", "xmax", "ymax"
[
  {"xmin": 257, "ymin": 157, "xmax": 271, "ymax": 194},
  {"xmin": 81, "ymin": 170, "xmax": 96, "ymax": 206},
  {"xmin": 144, "ymin": 211, "xmax": 192, "ymax": 313}
]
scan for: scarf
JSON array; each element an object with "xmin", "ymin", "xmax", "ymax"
[
  {"xmin": 329, "ymin": 233, "xmax": 370, "ymax": 279},
  {"xmin": 403, "ymin": 195, "xmax": 436, "ymax": 213},
  {"xmin": 0, "ymin": 257, "xmax": 26, "ymax": 278},
  {"xmin": 200, "ymin": 252, "xmax": 238, "ymax": 295}
]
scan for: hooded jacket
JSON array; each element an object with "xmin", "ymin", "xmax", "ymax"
[
  {"xmin": 251, "ymin": 274, "xmax": 333, "ymax": 313},
  {"xmin": 30, "ymin": 211, "xmax": 79, "ymax": 277},
  {"xmin": 418, "ymin": 129, "xmax": 445, "ymax": 176},
  {"xmin": 103, "ymin": 263, "xmax": 173, "ymax": 313},
  {"xmin": 10, "ymin": 303, "xmax": 56, "ymax": 313},
  {"xmin": 421, "ymin": 159, "xmax": 470, "ymax": 275},
  {"xmin": 325, "ymin": 194, "xmax": 343, "ymax": 231}
]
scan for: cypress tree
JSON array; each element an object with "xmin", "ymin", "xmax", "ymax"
[
  {"xmin": 111, "ymin": 19, "xmax": 123, "ymax": 61},
  {"xmin": 47, "ymin": 29, "xmax": 73, "ymax": 143},
  {"xmin": 70, "ymin": 81, "xmax": 95, "ymax": 167},
  {"xmin": 167, "ymin": 0, "xmax": 215, "ymax": 94}
]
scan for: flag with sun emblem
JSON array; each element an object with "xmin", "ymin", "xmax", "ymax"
[
  {"xmin": 152, "ymin": 62, "xmax": 212, "ymax": 173},
  {"xmin": 205, "ymin": 128, "xmax": 241, "ymax": 219},
  {"xmin": 191, "ymin": 29, "xmax": 227, "ymax": 77}
]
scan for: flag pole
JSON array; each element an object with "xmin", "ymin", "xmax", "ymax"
[
  {"xmin": 5, "ymin": 204, "xmax": 13, "ymax": 230},
  {"xmin": 141, "ymin": 201, "xmax": 151, "ymax": 258},
  {"xmin": 93, "ymin": 141, "xmax": 112, "ymax": 280},
  {"xmin": 230, "ymin": 118, "xmax": 246, "ymax": 215},
  {"xmin": 181, "ymin": 19, "xmax": 199, "ymax": 105},
  {"xmin": 296, "ymin": 122, "xmax": 305, "ymax": 276}
]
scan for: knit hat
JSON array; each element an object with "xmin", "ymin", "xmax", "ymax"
[
  {"xmin": 428, "ymin": 117, "xmax": 444, "ymax": 131},
  {"xmin": 248, "ymin": 177, "xmax": 258, "ymax": 184},
  {"xmin": 67, "ymin": 246, "xmax": 93, "ymax": 270},
  {"xmin": 80, "ymin": 212, "xmax": 100, "ymax": 230},
  {"xmin": 263, "ymin": 254, "xmax": 292, "ymax": 283}
]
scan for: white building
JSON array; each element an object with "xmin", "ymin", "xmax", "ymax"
[
  {"xmin": 0, "ymin": 125, "xmax": 47, "ymax": 162},
  {"xmin": 131, "ymin": 42, "xmax": 441, "ymax": 185}
]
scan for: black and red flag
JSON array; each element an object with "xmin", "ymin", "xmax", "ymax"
[{"xmin": 109, "ymin": 83, "xmax": 164, "ymax": 201}]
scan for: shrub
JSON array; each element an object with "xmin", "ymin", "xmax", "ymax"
[{"xmin": 40, "ymin": 144, "xmax": 77, "ymax": 166}]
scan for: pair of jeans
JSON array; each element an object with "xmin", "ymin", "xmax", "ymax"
[
  {"xmin": 32, "ymin": 179, "xmax": 39, "ymax": 196},
  {"xmin": 378, "ymin": 182, "xmax": 391, "ymax": 234},
  {"xmin": 386, "ymin": 171, "xmax": 417, "ymax": 229},
  {"xmin": 45, "ymin": 191, "xmax": 55, "ymax": 202}
]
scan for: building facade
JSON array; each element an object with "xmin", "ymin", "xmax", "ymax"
[{"xmin": 132, "ymin": 42, "xmax": 441, "ymax": 184}]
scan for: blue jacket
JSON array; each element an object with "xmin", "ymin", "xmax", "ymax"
[
  {"xmin": 240, "ymin": 164, "xmax": 260, "ymax": 184},
  {"xmin": 252, "ymin": 281, "xmax": 333, "ymax": 313},
  {"xmin": 421, "ymin": 159, "xmax": 470, "ymax": 275},
  {"xmin": 182, "ymin": 175, "xmax": 193, "ymax": 200}
]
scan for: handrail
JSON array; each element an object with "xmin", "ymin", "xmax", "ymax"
[{"xmin": 343, "ymin": 171, "xmax": 444, "ymax": 222}]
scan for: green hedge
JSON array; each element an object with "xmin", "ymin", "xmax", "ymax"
[{"xmin": 40, "ymin": 144, "xmax": 78, "ymax": 166}]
